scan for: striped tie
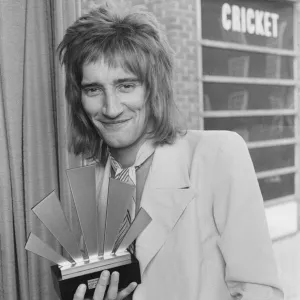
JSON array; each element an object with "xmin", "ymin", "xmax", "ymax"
[
  {"xmin": 110, "ymin": 140, "xmax": 155, "ymax": 254},
  {"xmin": 111, "ymin": 165, "xmax": 136, "ymax": 253}
]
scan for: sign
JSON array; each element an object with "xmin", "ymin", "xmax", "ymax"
[
  {"xmin": 202, "ymin": 0, "xmax": 294, "ymax": 49},
  {"xmin": 221, "ymin": 4, "xmax": 279, "ymax": 38}
]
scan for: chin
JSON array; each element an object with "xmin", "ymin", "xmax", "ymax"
[
  {"xmin": 103, "ymin": 131, "xmax": 145, "ymax": 150},
  {"xmin": 105, "ymin": 139, "xmax": 133, "ymax": 150}
]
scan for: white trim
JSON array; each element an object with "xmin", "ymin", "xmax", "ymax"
[
  {"xmin": 247, "ymin": 138, "xmax": 298, "ymax": 149},
  {"xmin": 200, "ymin": 39, "xmax": 297, "ymax": 57},
  {"xmin": 202, "ymin": 109, "xmax": 296, "ymax": 117},
  {"xmin": 202, "ymin": 76, "xmax": 296, "ymax": 86},
  {"xmin": 272, "ymin": 230, "xmax": 298, "ymax": 242},
  {"xmin": 264, "ymin": 194, "xmax": 296, "ymax": 208},
  {"xmin": 256, "ymin": 166, "xmax": 297, "ymax": 179}
]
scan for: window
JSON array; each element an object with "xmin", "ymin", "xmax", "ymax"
[{"xmin": 199, "ymin": 0, "xmax": 298, "ymax": 239}]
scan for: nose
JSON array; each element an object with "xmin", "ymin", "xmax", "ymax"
[{"xmin": 102, "ymin": 90, "xmax": 123, "ymax": 118}]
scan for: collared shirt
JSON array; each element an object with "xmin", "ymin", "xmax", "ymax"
[{"xmin": 109, "ymin": 139, "xmax": 156, "ymax": 211}]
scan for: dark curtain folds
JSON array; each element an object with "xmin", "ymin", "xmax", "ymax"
[{"xmin": 0, "ymin": 1, "xmax": 81, "ymax": 299}]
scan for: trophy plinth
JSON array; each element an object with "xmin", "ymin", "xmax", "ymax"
[
  {"xmin": 25, "ymin": 165, "xmax": 151, "ymax": 300},
  {"xmin": 52, "ymin": 252, "xmax": 140, "ymax": 300}
]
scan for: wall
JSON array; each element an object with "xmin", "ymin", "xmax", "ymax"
[{"xmin": 273, "ymin": 234, "xmax": 300, "ymax": 300}]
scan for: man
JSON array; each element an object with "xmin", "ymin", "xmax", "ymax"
[{"xmin": 58, "ymin": 3, "xmax": 283, "ymax": 300}]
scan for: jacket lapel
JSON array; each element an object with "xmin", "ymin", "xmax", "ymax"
[{"xmin": 136, "ymin": 141, "xmax": 196, "ymax": 275}]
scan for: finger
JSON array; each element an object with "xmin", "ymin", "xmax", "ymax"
[
  {"xmin": 93, "ymin": 270, "xmax": 110, "ymax": 300},
  {"xmin": 73, "ymin": 284, "xmax": 87, "ymax": 300},
  {"xmin": 106, "ymin": 272, "xmax": 119, "ymax": 300},
  {"xmin": 117, "ymin": 282, "xmax": 138, "ymax": 300}
]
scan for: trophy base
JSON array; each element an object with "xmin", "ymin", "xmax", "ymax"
[{"xmin": 51, "ymin": 255, "xmax": 141, "ymax": 300}]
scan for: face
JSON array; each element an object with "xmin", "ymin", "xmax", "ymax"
[{"xmin": 81, "ymin": 58, "xmax": 150, "ymax": 153}]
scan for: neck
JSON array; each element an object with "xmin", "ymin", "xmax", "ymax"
[{"xmin": 109, "ymin": 137, "xmax": 147, "ymax": 168}]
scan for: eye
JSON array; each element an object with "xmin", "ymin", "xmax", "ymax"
[
  {"xmin": 82, "ymin": 86, "xmax": 103, "ymax": 97},
  {"xmin": 118, "ymin": 83, "xmax": 137, "ymax": 93}
]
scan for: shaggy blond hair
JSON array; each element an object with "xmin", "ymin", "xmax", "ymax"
[{"xmin": 58, "ymin": 3, "xmax": 183, "ymax": 160}]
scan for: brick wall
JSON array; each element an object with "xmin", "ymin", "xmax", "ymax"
[{"xmin": 81, "ymin": 0, "xmax": 200, "ymax": 129}]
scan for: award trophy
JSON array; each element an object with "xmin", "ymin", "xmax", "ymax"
[{"xmin": 25, "ymin": 165, "xmax": 151, "ymax": 300}]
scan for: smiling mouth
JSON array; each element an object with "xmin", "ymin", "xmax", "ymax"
[
  {"xmin": 101, "ymin": 119, "xmax": 130, "ymax": 125},
  {"xmin": 100, "ymin": 119, "xmax": 131, "ymax": 125}
]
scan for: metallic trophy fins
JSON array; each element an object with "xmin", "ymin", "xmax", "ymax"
[
  {"xmin": 25, "ymin": 233, "xmax": 72, "ymax": 266},
  {"xmin": 67, "ymin": 165, "xmax": 98, "ymax": 259},
  {"xmin": 32, "ymin": 191, "xmax": 83, "ymax": 263},
  {"xmin": 25, "ymin": 165, "xmax": 152, "ymax": 300},
  {"xmin": 116, "ymin": 207, "xmax": 152, "ymax": 253},
  {"xmin": 103, "ymin": 178, "xmax": 135, "ymax": 254}
]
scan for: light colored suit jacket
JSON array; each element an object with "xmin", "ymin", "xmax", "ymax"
[{"xmin": 97, "ymin": 130, "xmax": 283, "ymax": 300}]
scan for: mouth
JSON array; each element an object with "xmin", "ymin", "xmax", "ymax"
[
  {"xmin": 95, "ymin": 118, "xmax": 132, "ymax": 129},
  {"xmin": 101, "ymin": 119, "xmax": 131, "ymax": 125}
]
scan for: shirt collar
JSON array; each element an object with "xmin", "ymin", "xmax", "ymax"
[{"xmin": 109, "ymin": 139, "xmax": 156, "ymax": 173}]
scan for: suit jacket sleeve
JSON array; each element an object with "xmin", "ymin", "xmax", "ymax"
[{"xmin": 212, "ymin": 132, "xmax": 284, "ymax": 299}]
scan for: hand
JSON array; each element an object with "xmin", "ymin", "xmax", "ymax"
[{"xmin": 73, "ymin": 270, "xmax": 137, "ymax": 300}]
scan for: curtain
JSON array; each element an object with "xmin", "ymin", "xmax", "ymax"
[{"xmin": 0, "ymin": 1, "xmax": 81, "ymax": 299}]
